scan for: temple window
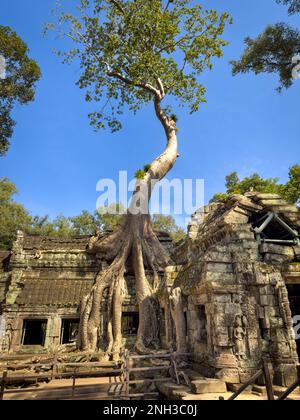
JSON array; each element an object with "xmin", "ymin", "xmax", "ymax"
[
  {"xmin": 22, "ymin": 319, "xmax": 47, "ymax": 346},
  {"xmin": 61, "ymin": 319, "xmax": 79, "ymax": 344}
]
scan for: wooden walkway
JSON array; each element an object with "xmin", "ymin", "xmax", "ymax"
[
  {"xmin": 0, "ymin": 351, "xmax": 188, "ymax": 400},
  {"xmin": 3, "ymin": 377, "xmax": 124, "ymax": 400}
]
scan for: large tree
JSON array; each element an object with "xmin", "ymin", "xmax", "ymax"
[
  {"xmin": 0, "ymin": 178, "xmax": 32, "ymax": 249},
  {"xmin": 0, "ymin": 26, "xmax": 41, "ymax": 155},
  {"xmin": 231, "ymin": 0, "xmax": 300, "ymax": 91},
  {"xmin": 50, "ymin": 0, "xmax": 230, "ymax": 356}
]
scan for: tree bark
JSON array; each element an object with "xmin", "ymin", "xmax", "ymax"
[
  {"xmin": 170, "ymin": 287, "xmax": 188, "ymax": 355},
  {"xmin": 79, "ymin": 88, "xmax": 179, "ymax": 357}
]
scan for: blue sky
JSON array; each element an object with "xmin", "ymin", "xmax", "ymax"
[{"xmin": 0, "ymin": 0, "xmax": 299, "ymax": 228}]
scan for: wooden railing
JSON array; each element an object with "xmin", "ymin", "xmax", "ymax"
[
  {"xmin": 224, "ymin": 360, "xmax": 275, "ymax": 401},
  {"xmin": 0, "ymin": 359, "xmax": 122, "ymax": 401},
  {"xmin": 225, "ymin": 361, "xmax": 300, "ymax": 401},
  {"xmin": 121, "ymin": 351, "xmax": 191, "ymax": 399},
  {"xmin": 277, "ymin": 366, "xmax": 300, "ymax": 401},
  {"xmin": 0, "ymin": 351, "xmax": 190, "ymax": 400}
]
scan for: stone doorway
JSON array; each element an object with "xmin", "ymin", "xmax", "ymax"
[
  {"xmin": 287, "ymin": 284, "xmax": 300, "ymax": 358},
  {"xmin": 122, "ymin": 312, "xmax": 139, "ymax": 336}
]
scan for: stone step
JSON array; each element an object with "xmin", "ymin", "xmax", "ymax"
[
  {"xmin": 252, "ymin": 384, "xmax": 267, "ymax": 396},
  {"xmin": 184, "ymin": 369, "xmax": 205, "ymax": 382},
  {"xmin": 191, "ymin": 378, "xmax": 227, "ymax": 394},
  {"xmin": 227, "ymin": 383, "xmax": 253, "ymax": 393}
]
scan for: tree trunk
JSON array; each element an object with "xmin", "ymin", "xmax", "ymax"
[
  {"xmin": 170, "ymin": 287, "xmax": 188, "ymax": 355},
  {"xmin": 79, "ymin": 94, "xmax": 179, "ymax": 356}
]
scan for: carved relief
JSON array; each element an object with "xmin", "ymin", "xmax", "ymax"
[{"xmin": 233, "ymin": 315, "xmax": 248, "ymax": 360}]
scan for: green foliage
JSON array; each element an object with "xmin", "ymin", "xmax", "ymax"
[
  {"xmin": 49, "ymin": 0, "xmax": 231, "ymax": 131},
  {"xmin": 0, "ymin": 178, "xmax": 32, "ymax": 249},
  {"xmin": 226, "ymin": 172, "xmax": 280, "ymax": 195},
  {"xmin": 281, "ymin": 164, "xmax": 300, "ymax": 204},
  {"xmin": 151, "ymin": 213, "xmax": 185, "ymax": 243},
  {"xmin": 231, "ymin": 23, "xmax": 300, "ymax": 91},
  {"xmin": 70, "ymin": 211, "xmax": 100, "ymax": 235},
  {"xmin": 210, "ymin": 192, "xmax": 228, "ymax": 203},
  {"xmin": 0, "ymin": 178, "xmax": 126, "ymax": 249},
  {"xmin": 170, "ymin": 113, "xmax": 178, "ymax": 123},
  {"xmin": 211, "ymin": 165, "xmax": 300, "ymax": 205},
  {"xmin": 143, "ymin": 164, "xmax": 151, "ymax": 173},
  {"xmin": 0, "ymin": 26, "xmax": 41, "ymax": 155},
  {"xmin": 231, "ymin": 0, "xmax": 300, "ymax": 91},
  {"xmin": 276, "ymin": 0, "xmax": 300, "ymax": 15},
  {"xmin": 0, "ymin": 178, "xmax": 186, "ymax": 248},
  {"xmin": 96, "ymin": 203, "xmax": 126, "ymax": 231},
  {"xmin": 29, "ymin": 215, "xmax": 56, "ymax": 237},
  {"xmin": 135, "ymin": 169, "xmax": 146, "ymax": 180}
]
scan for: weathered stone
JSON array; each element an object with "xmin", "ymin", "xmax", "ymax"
[
  {"xmin": 184, "ymin": 369, "xmax": 205, "ymax": 382},
  {"xmin": 293, "ymin": 246, "xmax": 300, "ymax": 257},
  {"xmin": 260, "ymin": 285, "xmax": 275, "ymax": 295},
  {"xmin": 2, "ymin": 192, "xmax": 299, "ymax": 393},
  {"xmin": 252, "ymin": 385, "xmax": 267, "ymax": 396},
  {"xmin": 215, "ymin": 353, "xmax": 238, "ymax": 369},
  {"xmin": 252, "ymin": 193, "xmax": 282, "ymax": 201},
  {"xmin": 264, "ymin": 253, "xmax": 293, "ymax": 264},
  {"xmin": 212, "ymin": 294, "xmax": 232, "ymax": 304},
  {"xmin": 227, "ymin": 383, "xmax": 252, "ymax": 393},
  {"xmin": 260, "ymin": 243, "xmax": 295, "ymax": 257},
  {"xmin": 260, "ymin": 295, "xmax": 276, "ymax": 306},
  {"xmin": 191, "ymin": 379, "xmax": 227, "ymax": 394},
  {"xmin": 157, "ymin": 382, "xmax": 189, "ymax": 399},
  {"xmin": 206, "ymin": 263, "xmax": 233, "ymax": 273},
  {"xmin": 203, "ymin": 252, "xmax": 232, "ymax": 263}
]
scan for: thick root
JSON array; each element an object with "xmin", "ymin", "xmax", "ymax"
[
  {"xmin": 79, "ymin": 214, "xmax": 170, "ymax": 356},
  {"xmin": 170, "ymin": 287, "xmax": 188, "ymax": 356}
]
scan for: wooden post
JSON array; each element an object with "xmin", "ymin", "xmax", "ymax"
[
  {"xmin": 52, "ymin": 353, "xmax": 57, "ymax": 381},
  {"xmin": 0, "ymin": 371, "xmax": 8, "ymax": 401},
  {"xmin": 263, "ymin": 360, "xmax": 275, "ymax": 401},
  {"xmin": 72, "ymin": 367, "xmax": 77, "ymax": 399},
  {"xmin": 228, "ymin": 369, "xmax": 263, "ymax": 401},
  {"xmin": 125, "ymin": 350, "xmax": 130, "ymax": 399}
]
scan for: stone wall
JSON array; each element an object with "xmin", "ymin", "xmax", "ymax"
[
  {"xmin": 159, "ymin": 193, "xmax": 300, "ymax": 386},
  {"xmin": 1, "ymin": 231, "xmax": 171, "ymax": 354}
]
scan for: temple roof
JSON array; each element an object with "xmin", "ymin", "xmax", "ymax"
[{"xmin": 15, "ymin": 278, "xmax": 93, "ymax": 306}]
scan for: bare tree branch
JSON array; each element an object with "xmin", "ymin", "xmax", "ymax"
[{"xmin": 108, "ymin": 70, "xmax": 161, "ymax": 98}]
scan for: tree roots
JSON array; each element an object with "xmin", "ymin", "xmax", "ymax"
[{"xmin": 78, "ymin": 214, "xmax": 170, "ymax": 359}]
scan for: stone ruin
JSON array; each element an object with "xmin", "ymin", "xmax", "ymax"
[
  {"xmin": 0, "ymin": 231, "xmax": 171, "ymax": 355},
  {"xmin": 0, "ymin": 193, "xmax": 299, "ymax": 387},
  {"xmin": 159, "ymin": 192, "xmax": 300, "ymax": 386}
]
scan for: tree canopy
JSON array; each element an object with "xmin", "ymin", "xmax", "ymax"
[
  {"xmin": 47, "ymin": 0, "xmax": 231, "ymax": 132},
  {"xmin": 231, "ymin": 0, "xmax": 300, "ymax": 91},
  {"xmin": 0, "ymin": 26, "xmax": 41, "ymax": 155},
  {"xmin": 211, "ymin": 164, "xmax": 300, "ymax": 205},
  {"xmin": 276, "ymin": 0, "xmax": 300, "ymax": 15},
  {"xmin": 0, "ymin": 178, "xmax": 32, "ymax": 249}
]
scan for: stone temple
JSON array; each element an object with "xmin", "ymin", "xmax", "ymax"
[{"xmin": 0, "ymin": 193, "xmax": 299, "ymax": 387}]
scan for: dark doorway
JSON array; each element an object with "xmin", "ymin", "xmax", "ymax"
[
  {"xmin": 122, "ymin": 312, "xmax": 139, "ymax": 335},
  {"xmin": 61, "ymin": 319, "xmax": 79, "ymax": 344},
  {"xmin": 22, "ymin": 319, "xmax": 47, "ymax": 346},
  {"xmin": 287, "ymin": 284, "xmax": 300, "ymax": 358}
]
